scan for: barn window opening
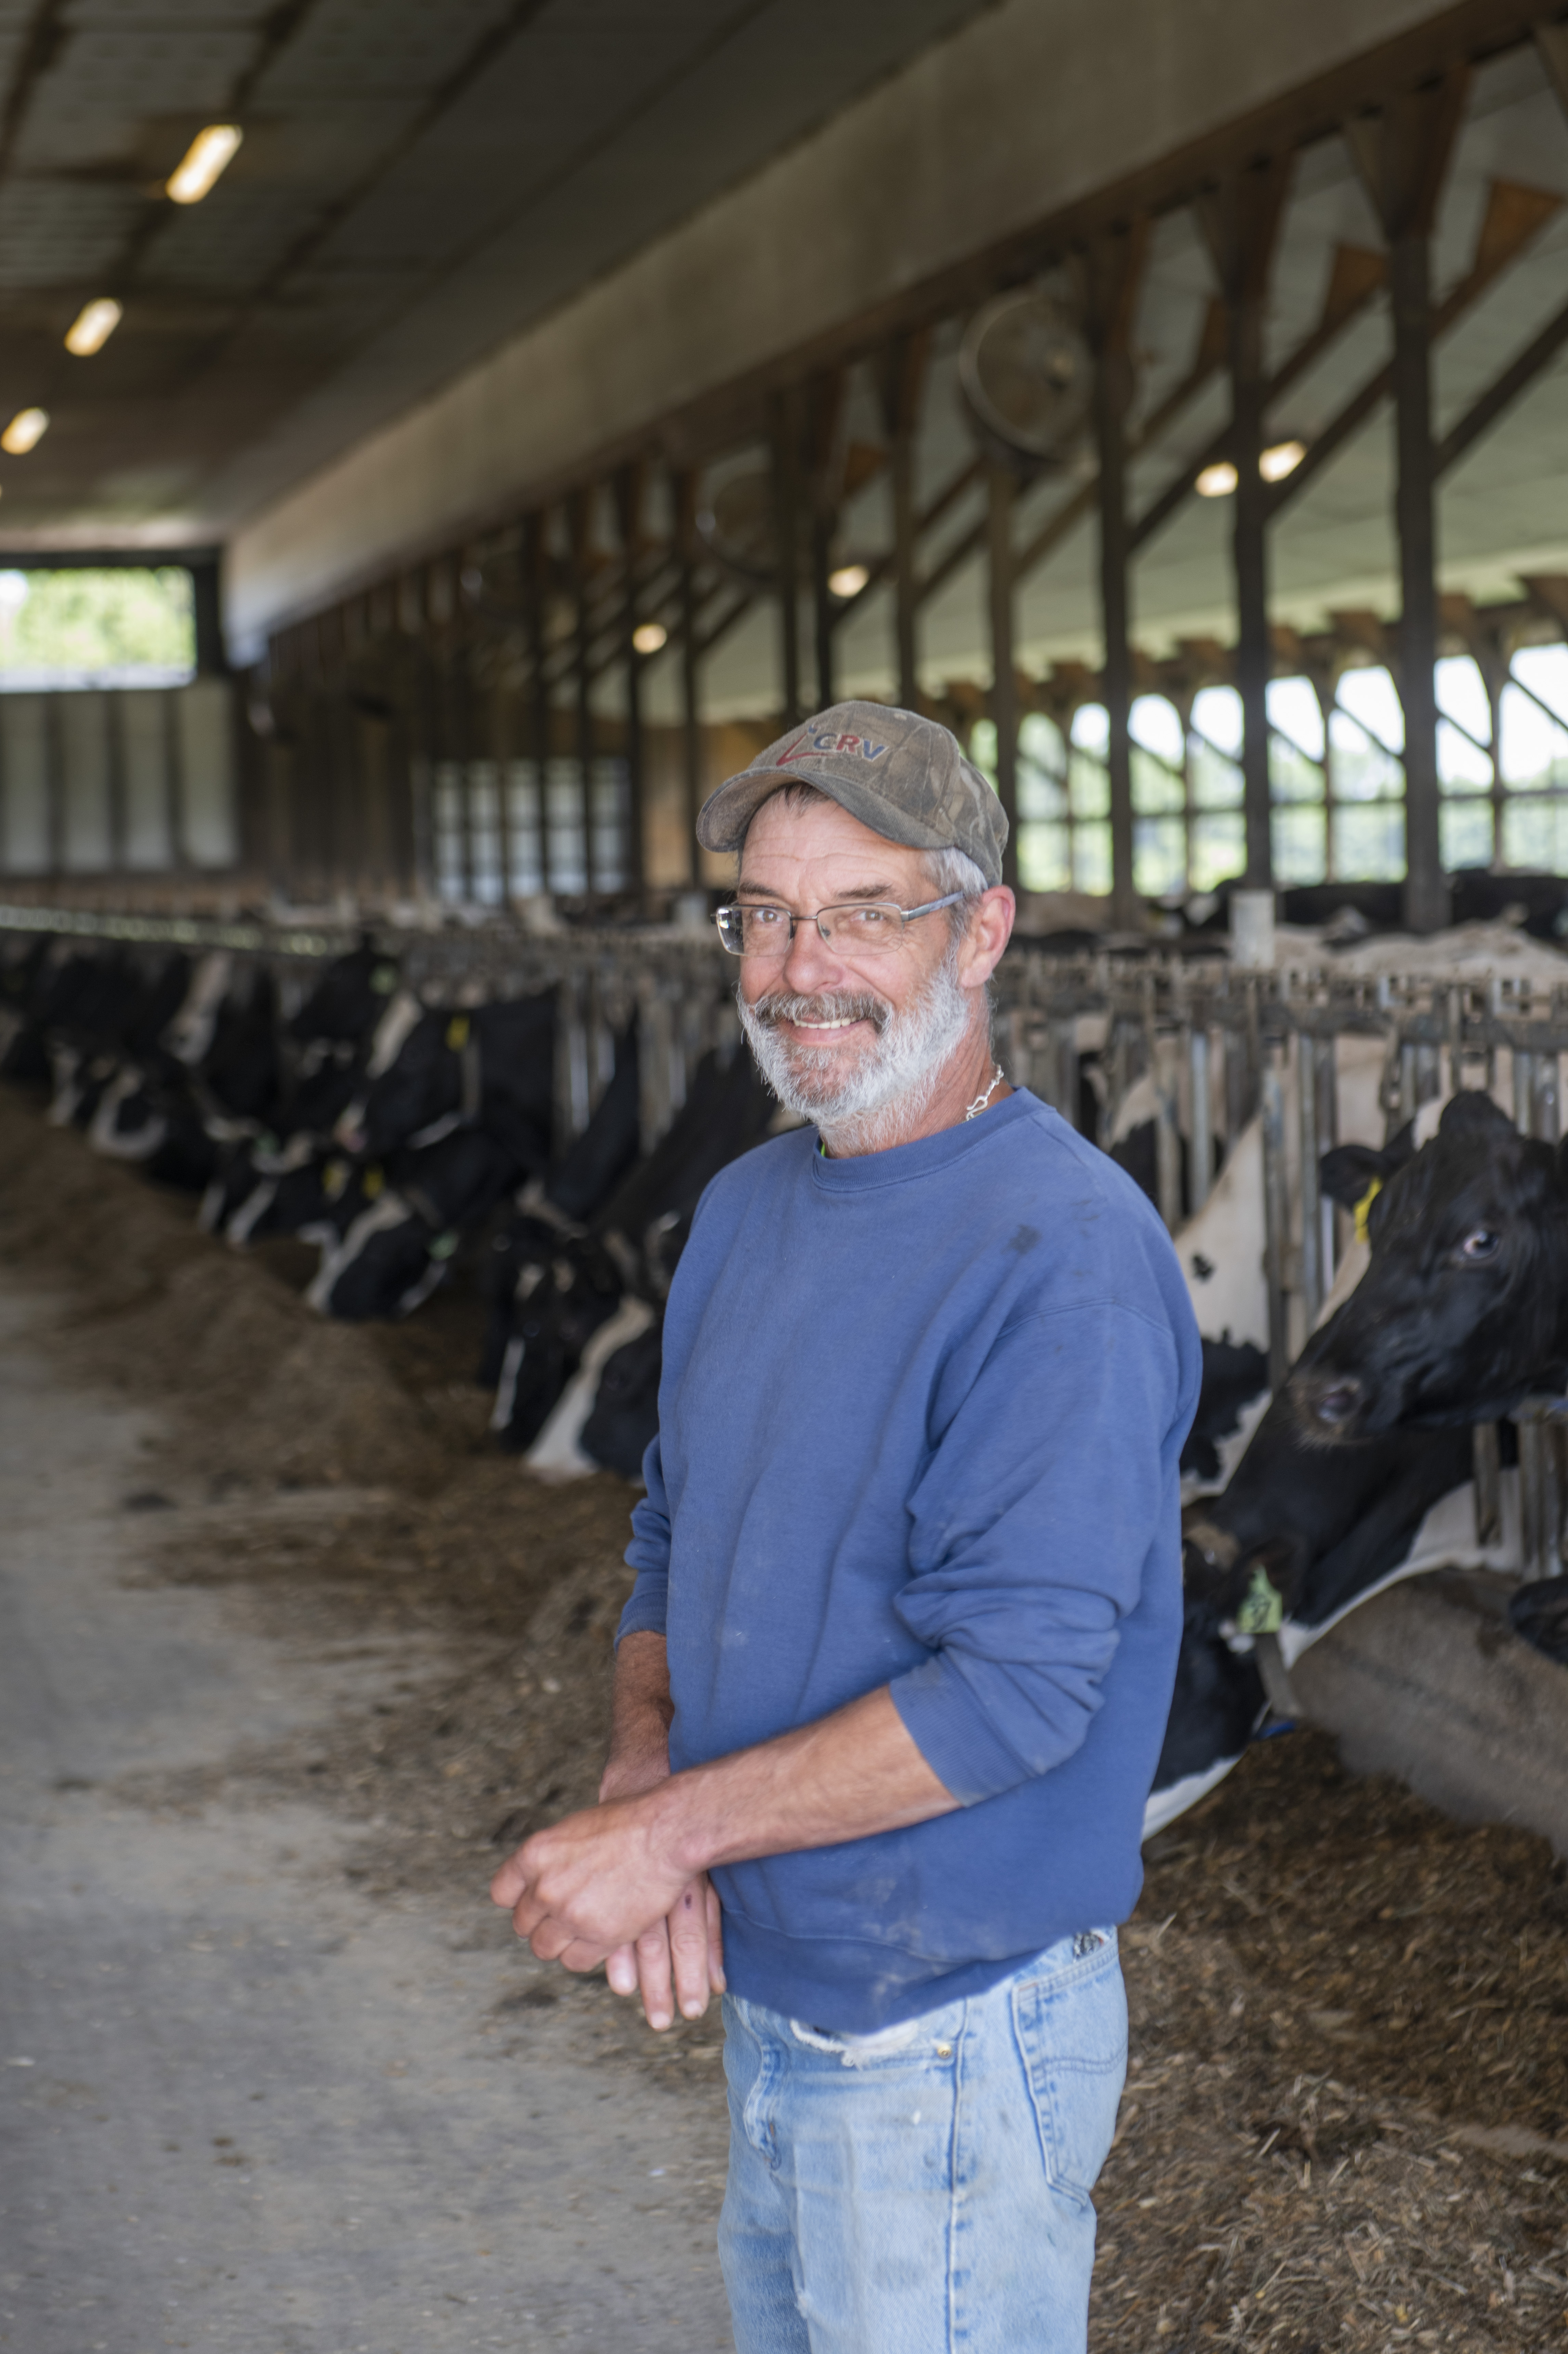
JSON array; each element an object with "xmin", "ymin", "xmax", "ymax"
[{"xmin": 0, "ymin": 567, "xmax": 195, "ymax": 690}]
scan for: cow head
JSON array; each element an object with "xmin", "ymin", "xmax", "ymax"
[{"xmin": 1292, "ymin": 1091, "xmax": 1568, "ymax": 1438}]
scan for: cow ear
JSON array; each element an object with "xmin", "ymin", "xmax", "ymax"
[
  {"xmin": 1319, "ymin": 1142, "xmax": 1393, "ymax": 1207},
  {"xmin": 1438, "ymin": 1089, "xmax": 1516, "ymax": 1143}
]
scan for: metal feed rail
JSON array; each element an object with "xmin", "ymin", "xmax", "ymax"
[{"xmin": 5, "ymin": 901, "xmax": 1567, "ymax": 1571}]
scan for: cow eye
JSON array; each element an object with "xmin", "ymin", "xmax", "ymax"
[{"xmin": 1459, "ymin": 1226, "xmax": 1500, "ymax": 1262}]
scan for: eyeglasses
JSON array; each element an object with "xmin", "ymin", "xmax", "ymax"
[{"xmin": 714, "ymin": 893, "xmax": 963, "ymax": 959}]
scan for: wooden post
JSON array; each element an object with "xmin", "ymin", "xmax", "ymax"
[
  {"xmin": 1198, "ymin": 160, "xmax": 1291, "ymax": 892},
  {"xmin": 1083, "ymin": 224, "xmax": 1148, "ymax": 932},
  {"xmin": 1393, "ymin": 224, "xmax": 1446, "ymax": 933},
  {"xmin": 771, "ymin": 389, "xmax": 802, "ymax": 726},
  {"xmin": 614, "ymin": 463, "xmax": 646, "ymax": 901},
  {"xmin": 190, "ymin": 557, "xmax": 225, "ymax": 677},
  {"xmin": 526, "ymin": 513, "xmax": 552, "ymax": 896},
  {"xmin": 883, "ymin": 334, "xmax": 927, "ymax": 711},
  {"xmin": 808, "ymin": 370, "xmax": 846, "ymax": 714},
  {"xmin": 675, "ymin": 470, "xmax": 702, "ymax": 883},
  {"xmin": 568, "ymin": 490, "xmax": 595, "ymax": 894},
  {"xmin": 1345, "ymin": 72, "xmax": 1468, "ymax": 935},
  {"xmin": 812, "ymin": 506, "xmax": 835, "ymax": 712},
  {"xmin": 986, "ymin": 464, "xmax": 1019, "ymax": 892},
  {"xmin": 1095, "ymin": 374, "xmax": 1135, "ymax": 929}
]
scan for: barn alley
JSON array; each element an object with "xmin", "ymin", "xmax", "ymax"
[{"xmin": 7, "ymin": 1, "xmax": 1568, "ymax": 2349}]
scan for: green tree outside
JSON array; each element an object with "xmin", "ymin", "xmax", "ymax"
[{"xmin": 0, "ymin": 568, "xmax": 195, "ymax": 677}]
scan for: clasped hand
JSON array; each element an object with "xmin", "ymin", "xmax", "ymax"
[{"xmin": 489, "ymin": 1750, "xmax": 724, "ymax": 2032}]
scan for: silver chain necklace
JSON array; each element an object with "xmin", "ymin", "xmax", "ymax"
[{"xmin": 963, "ymin": 1063, "xmax": 1005, "ymax": 1122}]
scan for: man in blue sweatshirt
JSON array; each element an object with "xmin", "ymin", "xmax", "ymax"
[{"xmin": 494, "ymin": 701, "xmax": 1200, "ymax": 2353}]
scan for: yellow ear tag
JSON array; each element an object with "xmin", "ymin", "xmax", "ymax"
[
  {"xmin": 1236, "ymin": 1565, "xmax": 1284, "ymax": 1635},
  {"xmin": 322, "ymin": 1157, "xmax": 347, "ymax": 1201},
  {"xmin": 362, "ymin": 1166, "xmax": 384, "ymax": 1201},
  {"xmin": 1353, "ymin": 1174, "xmax": 1383, "ymax": 1245},
  {"xmin": 445, "ymin": 1014, "xmax": 470, "ymax": 1051}
]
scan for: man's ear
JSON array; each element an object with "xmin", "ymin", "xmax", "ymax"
[{"xmin": 958, "ymin": 886, "xmax": 1014, "ymax": 988}]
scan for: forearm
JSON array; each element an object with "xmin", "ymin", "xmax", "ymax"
[
  {"xmin": 652, "ymin": 1685, "xmax": 957, "ymax": 1878},
  {"xmin": 602, "ymin": 1631, "xmax": 672, "ymax": 1792},
  {"xmin": 496, "ymin": 1681, "xmax": 957, "ymax": 1972}
]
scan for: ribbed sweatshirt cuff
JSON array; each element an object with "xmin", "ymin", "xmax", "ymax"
[
  {"xmin": 889, "ymin": 1654, "xmax": 1036, "ymax": 1807},
  {"xmin": 615, "ymin": 1591, "xmax": 669, "ymax": 1647}
]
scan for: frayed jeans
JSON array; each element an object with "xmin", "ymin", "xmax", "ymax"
[{"xmin": 717, "ymin": 1929, "xmax": 1126, "ymax": 2354}]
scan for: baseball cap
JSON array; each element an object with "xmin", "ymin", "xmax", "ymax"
[{"xmin": 695, "ymin": 700, "xmax": 1009, "ymax": 889}]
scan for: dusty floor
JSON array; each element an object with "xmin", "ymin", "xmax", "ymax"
[{"xmin": 3, "ymin": 1089, "xmax": 1568, "ymax": 2351}]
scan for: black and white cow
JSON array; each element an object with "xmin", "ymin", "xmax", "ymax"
[
  {"xmin": 335, "ymin": 991, "xmax": 555, "ymax": 1171},
  {"xmin": 44, "ymin": 948, "xmax": 189, "ymax": 1129},
  {"xmin": 92, "ymin": 958, "xmax": 284, "ymax": 1189},
  {"xmin": 1147, "ymin": 1113, "xmax": 1506, "ymax": 1836},
  {"xmin": 482, "ymin": 1023, "xmax": 642, "ymax": 1438},
  {"xmin": 286, "ymin": 939, "xmax": 403, "ymax": 1049},
  {"xmin": 519, "ymin": 1045, "xmax": 778, "ymax": 1479},
  {"xmin": 1291, "ymin": 1088, "xmax": 1568, "ymax": 1675},
  {"xmin": 308, "ymin": 1127, "xmax": 526, "ymax": 1319},
  {"xmin": 1294, "ymin": 1091, "xmax": 1568, "ymax": 1437},
  {"xmin": 203, "ymin": 961, "xmax": 418, "ymax": 1241}
]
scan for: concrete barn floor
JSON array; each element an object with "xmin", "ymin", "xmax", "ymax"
[{"xmin": 0, "ymin": 1281, "xmax": 734, "ymax": 2354}]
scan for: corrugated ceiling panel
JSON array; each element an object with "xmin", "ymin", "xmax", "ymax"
[{"xmin": 0, "ymin": 180, "xmax": 135, "ymax": 285}]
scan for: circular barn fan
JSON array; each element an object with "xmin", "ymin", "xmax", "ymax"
[
  {"xmin": 696, "ymin": 460, "xmax": 786, "ymax": 588},
  {"xmin": 958, "ymin": 290, "xmax": 1092, "ymax": 472}
]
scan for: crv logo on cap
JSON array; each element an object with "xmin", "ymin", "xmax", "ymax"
[{"xmin": 778, "ymin": 728, "xmax": 890, "ymax": 764}]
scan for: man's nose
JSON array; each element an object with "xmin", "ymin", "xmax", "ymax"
[{"xmin": 779, "ymin": 916, "xmax": 846, "ymax": 995}]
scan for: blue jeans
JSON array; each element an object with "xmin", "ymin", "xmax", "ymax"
[{"xmin": 717, "ymin": 1929, "xmax": 1126, "ymax": 2354}]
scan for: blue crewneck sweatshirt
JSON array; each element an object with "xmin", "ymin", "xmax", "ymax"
[{"xmin": 619, "ymin": 1087, "xmax": 1200, "ymax": 2032}]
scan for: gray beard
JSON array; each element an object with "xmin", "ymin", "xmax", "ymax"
[{"xmin": 737, "ymin": 939, "xmax": 976, "ymax": 1154}]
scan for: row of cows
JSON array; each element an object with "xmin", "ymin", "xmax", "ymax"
[
  {"xmin": 1, "ymin": 925, "xmax": 1564, "ymax": 1843},
  {"xmin": 0, "ymin": 931, "xmax": 782, "ymax": 1482}
]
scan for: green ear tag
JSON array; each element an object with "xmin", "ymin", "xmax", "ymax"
[
  {"xmin": 1235, "ymin": 1565, "xmax": 1284, "ymax": 1635},
  {"xmin": 372, "ymin": 964, "xmax": 397, "ymax": 994},
  {"xmin": 429, "ymin": 1231, "xmax": 459, "ymax": 1261}
]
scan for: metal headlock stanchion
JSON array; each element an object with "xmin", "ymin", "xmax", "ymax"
[{"xmin": 5, "ymin": 900, "xmax": 1568, "ymax": 1572}]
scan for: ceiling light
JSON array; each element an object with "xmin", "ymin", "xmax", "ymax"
[
  {"xmin": 632, "ymin": 621, "xmax": 667, "ymax": 655},
  {"xmin": 65, "ymin": 298, "xmax": 122, "ymax": 357},
  {"xmin": 1, "ymin": 408, "xmax": 47, "ymax": 454},
  {"xmin": 166, "ymin": 124, "xmax": 243, "ymax": 205},
  {"xmin": 1195, "ymin": 461, "xmax": 1238, "ymax": 499},
  {"xmin": 1260, "ymin": 438, "xmax": 1306, "ymax": 483},
  {"xmin": 828, "ymin": 564, "xmax": 870, "ymax": 598}
]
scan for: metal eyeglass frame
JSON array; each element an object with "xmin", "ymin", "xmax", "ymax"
[{"xmin": 713, "ymin": 891, "xmax": 965, "ymax": 957}]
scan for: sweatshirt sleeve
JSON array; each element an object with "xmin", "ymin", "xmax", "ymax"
[
  {"xmin": 616, "ymin": 1431, "xmax": 672, "ymax": 1645},
  {"xmin": 889, "ymin": 1300, "xmax": 1185, "ymax": 1806}
]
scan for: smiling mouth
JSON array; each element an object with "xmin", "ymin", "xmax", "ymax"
[{"xmin": 790, "ymin": 1015, "xmax": 867, "ymax": 1033}]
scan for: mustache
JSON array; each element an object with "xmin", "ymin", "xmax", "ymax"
[{"xmin": 748, "ymin": 990, "xmax": 889, "ymax": 1034}]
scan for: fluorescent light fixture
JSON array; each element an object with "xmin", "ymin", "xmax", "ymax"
[
  {"xmin": 1, "ymin": 408, "xmax": 47, "ymax": 454},
  {"xmin": 166, "ymin": 124, "xmax": 243, "ymax": 205},
  {"xmin": 1195, "ymin": 461, "xmax": 1238, "ymax": 499},
  {"xmin": 65, "ymin": 298, "xmax": 122, "ymax": 356},
  {"xmin": 631, "ymin": 621, "xmax": 667, "ymax": 655},
  {"xmin": 1260, "ymin": 438, "xmax": 1306, "ymax": 482},
  {"xmin": 828, "ymin": 564, "xmax": 870, "ymax": 598}
]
